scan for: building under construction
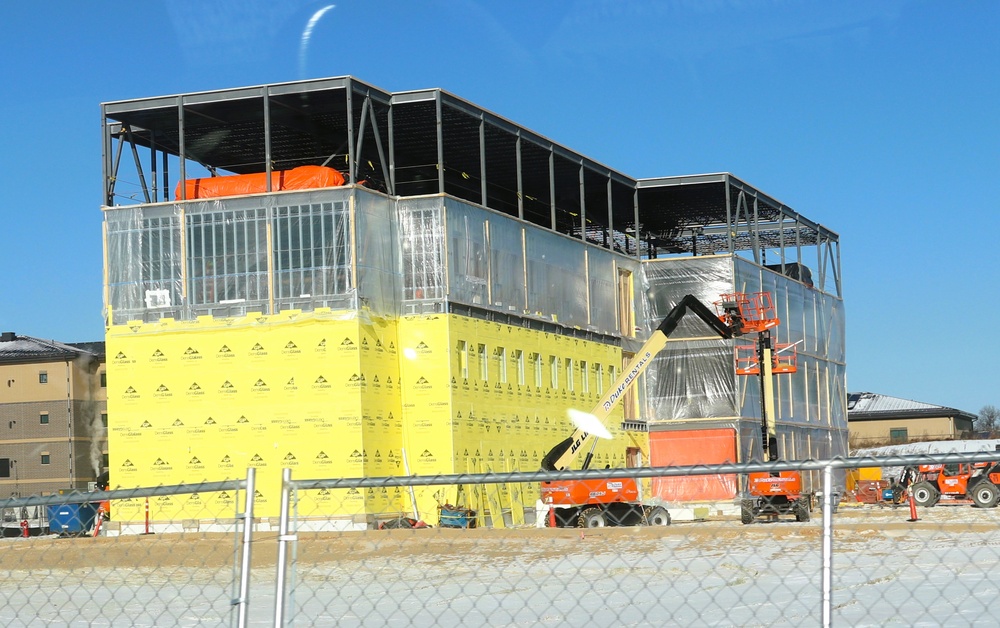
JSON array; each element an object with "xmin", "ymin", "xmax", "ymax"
[{"xmin": 101, "ymin": 76, "xmax": 846, "ymax": 525}]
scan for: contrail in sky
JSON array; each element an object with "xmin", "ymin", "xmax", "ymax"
[{"xmin": 299, "ymin": 4, "xmax": 336, "ymax": 79}]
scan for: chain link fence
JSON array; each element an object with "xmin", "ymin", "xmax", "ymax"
[
  {"xmin": 0, "ymin": 472, "xmax": 256, "ymax": 627},
  {"xmin": 4, "ymin": 454, "xmax": 1000, "ymax": 626}
]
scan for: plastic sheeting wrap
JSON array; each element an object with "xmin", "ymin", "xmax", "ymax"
[
  {"xmin": 645, "ymin": 257, "xmax": 736, "ymax": 339},
  {"xmin": 644, "ymin": 340, "xmax": 738, "ymax": 420},
  {"xmin": 427, "ymin": 196, "xmax": 627, "ymax": 335},
  {"xmin": 525, "ymin": 228, "xmax": 589, "ymax": 327},
  {"xmin": 354, "ymin": 190, "xmax": 399, "ymax": 315},
  {"xmin": 587, "ymin": 247, "xmax": 621, "ymax": 333},
  {"xmin": 640, "ymin": 254, "xmax": 848, "ymax": 491},
  {"xmin": 398, "ymin": 197, "xmax": 447, "ymax": 302},
  {"xmin": 445, "ymin": 200, "xmax": 490, "ymax": 307},
  {"xmin": 105, "ymin": 203, "xmax": 184, "ymax": 325},
  {"xmin": 487, "ymin": 212, "xmax": 527, "ymax": 314},
  {"xmin": 104, "ymin": 188, "xmax": 363, "ymax": 325}
]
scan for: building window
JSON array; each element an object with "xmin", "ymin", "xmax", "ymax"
[
  {"xmin": 890, "ymin": 428, "xmax": 908, "ymax": 444},
  {"xmin": 0, "ymin": 458, "xmax": 10, "ymax": 478},
  {"xmin": 498, "ymin": 347, "xmax": 508, "ymax": 384},
  {"xmin": 458, "ymin": 341, "xmax": 469, "ymax": 380},
  {"xmin": 478, "ymin": 344, "xmax": 488, "ymax": 382},
  {"xmin": 514, "ymin": 350, "xmax": 525, "ymax": 386},
  {"xmin": 565, "ymin": 358, "xmax": 575, "ymax": 392},
  {"xmin": 39, "ymin": 413, "xmax": 49, "ymax": 425},
  {"xmin": 581, "ymin": 360, "xmax": 589, "ymax": 393},
  {"xmin": 41, "ymin": 453, "xmax": 51, "ymax": 465},
  {"xmin": 100, "ymin": 372, "xmax": 107, "ymax": 388},
  {"xmin": 596, "ymin": 364, "xmax": 604, "ymax": 394},
  {"xmin": 549, "ymin": 355, "xmax": 558, "ymax": 389},
  {"xmin": 39, "ymin": 371, "xmax": 48, "ymax": 384},
  {"xmin": 102, "ymin": 453, "xmax": 109, "ymax": 468},
  {"xmin": 101, "ymin": 413, "xmax": 108, "ymax": 428},
  {"xmin": 533, "ymin": 353, "xmax": 542, "ymax": 388}
]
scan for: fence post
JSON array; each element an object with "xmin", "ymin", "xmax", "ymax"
[
  {"xmin": 274, "ymin": 468, "xmax": 294, "ymax": 627},
  {"xmin": 235, "ymin": 467, "xmax": 256, "ymax": 628},
  {"xmin": 821, "ymin": 463, "xmax": 834, "ymax": 628}
]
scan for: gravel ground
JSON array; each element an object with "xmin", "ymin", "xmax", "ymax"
[{"xmin": 2, "ymin": 503, "xmax": 999, "ymax": 626}]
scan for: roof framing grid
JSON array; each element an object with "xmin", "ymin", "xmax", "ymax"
[
  {"xmin": 99, "ymin": 76, "xmax": 837, "ymax": 275},
  {"xmin": 636, "ymin": 173, "xmax": 841, "ymax": 296},
  {"xmin": 101, "ymin": 77, "xmax": 393, "ymax": 205},
  {"xmin": 389, "ymin": 88, "xmax": 640, "ymax": 256}
]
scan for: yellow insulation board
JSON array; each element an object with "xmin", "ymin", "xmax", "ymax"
[
  {"xmin": 107, "ymin": 309, "xmax": 402, "ymax": 521},
  {"xmin": 108, "ymin": 309, "xmax": 628, "ymax": 525},
  {"xmin": 397, "ymin": 313, "xmax": 625, "ymax": 522}
]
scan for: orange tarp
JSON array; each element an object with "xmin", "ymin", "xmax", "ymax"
[
  {"xmin": 649, "ymin": 428, "xmax": 739, "ymax": 501},
  {"xmin": 175, "ymin": 165, "xmax": 345, "ymax": 200}
]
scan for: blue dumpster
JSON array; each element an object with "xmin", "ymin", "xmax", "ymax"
[{"xmin": 47, "ymin": 503, "xmax": 98, "ymax": 536}]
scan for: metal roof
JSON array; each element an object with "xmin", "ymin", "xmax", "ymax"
[
  {"xmin": 0, "ymin": 333, "xmax": 103, "ymax": 365},
  {"xmin": 847, "ymin": 392, "xmax": 975, "ymax": 421}
]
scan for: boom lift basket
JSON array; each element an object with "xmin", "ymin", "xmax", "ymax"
[
  {"xmin": 717, "ymin": 292, "xmax": 779, "ymax": 334},
  {"xmin": 735, "ymin": 343, "xmax": 799, "ymax": 375}
]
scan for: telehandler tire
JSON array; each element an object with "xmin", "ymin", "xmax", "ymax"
[
  {"xmin": 971, "ymin": 481, "xmax": 999, "ymax": 508},
  {"xmin": 911, "ymin": 481, "xmax": 940, "ymax": 507},
  {"xmin": 645, "ymin": 506, "xmax": 671, "ymax": 526},
  {"xmin": 578, "ymin": 508, "xmax": 606, "ymax": 528}
]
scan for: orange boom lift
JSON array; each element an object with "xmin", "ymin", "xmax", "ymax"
[
  {"xmin": 733, "ymin": 292, "xmax": 810, "ymax": 524},
  {"xmin": 539, "ymin": 294, "xmax": 746, "ymax": 527}
]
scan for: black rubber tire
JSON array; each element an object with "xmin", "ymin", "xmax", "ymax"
[
  {"xmin": 912, "ymin": 482, "xmax": 940, "ymax": 507},
  {"xmin": 794, "ymin": 498, "xmax": 811, "ymax": 522},
  {"xmin": 741, "ymin": 499, "xmax": 755, "ymax": 525},
  {"xmin": 645, "ymin": 506, "xmax": 671, "ymax": 526},
  {"xmin": 578, "ymin": 507, "xmax": 606, "ymax": 528},
  {"xmin": 971, "ymin": 482, "xmax": 999, "ymax": 508}
]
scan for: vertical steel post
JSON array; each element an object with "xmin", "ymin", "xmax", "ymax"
[
  {"xmin": 177, "ymin": 96, "xmax": 187, "ymax": 200},
  {"xmin": 235, "ymin": 467, "xmax": 256, "ymax": 628},
  {"xmin": 263, "ymin": 87, "xmax": 272, "ymax": 191},
  {"xmin": 821, "ymin": 463, "xmax": 833, "ymax": 628},
  {"xmin": 273, "ymin": 468, "xmax": 294, "ymax": 627},
  {"xmin": 435, "ymin": 91, "xmax": 444, "ymax": 193}
]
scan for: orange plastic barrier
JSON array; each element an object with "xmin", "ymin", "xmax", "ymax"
[
  {"xmin": 649, "ymin": 428, "xmax": 739, "ymax": 501},
  {"xmin": 175, "ymin": 165, "xmax": 345, "ymax": 200}
]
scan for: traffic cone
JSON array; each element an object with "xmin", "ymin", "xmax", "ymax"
[
  {"xmin": 93, "ymin": 506, "xmax": 105, "ymax": 537},
  {"xmin": 907, "ymin": 487, "xmax": 919, "ymax": 522}
]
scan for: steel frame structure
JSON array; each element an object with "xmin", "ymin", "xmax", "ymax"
[{"xmin": 101, "ymin": 75, "xmax": 841, "ymax": 296}]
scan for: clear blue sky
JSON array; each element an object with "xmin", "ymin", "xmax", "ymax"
[{"xmin": 1, "ymin": 1, "xmax": 997, "ymax": 416}]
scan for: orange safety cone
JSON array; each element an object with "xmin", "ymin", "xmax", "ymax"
[
  {"xmin": 907, "ymin": 486, "xmax": 919, "ymax": 522},
  {"xmin": 93, "ymin": 506, "xmax": 104, "ymax": 537},
  {"xmin": 548, "ymin": 507, "xmax": 556, "ymax": 528}
]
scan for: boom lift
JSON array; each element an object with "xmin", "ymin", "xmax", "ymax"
[
  {"xmin": 539, "ymin": 294, "xmax": 746, "ymax": 528},
  {"xmin": 735, "ymin": 292, "xmax": 810, "ymax": 524}
]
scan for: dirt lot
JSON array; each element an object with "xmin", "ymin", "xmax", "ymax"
[{"xmin": 4, "ymin": 503, "xmax": 997, "ymax": 572}]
